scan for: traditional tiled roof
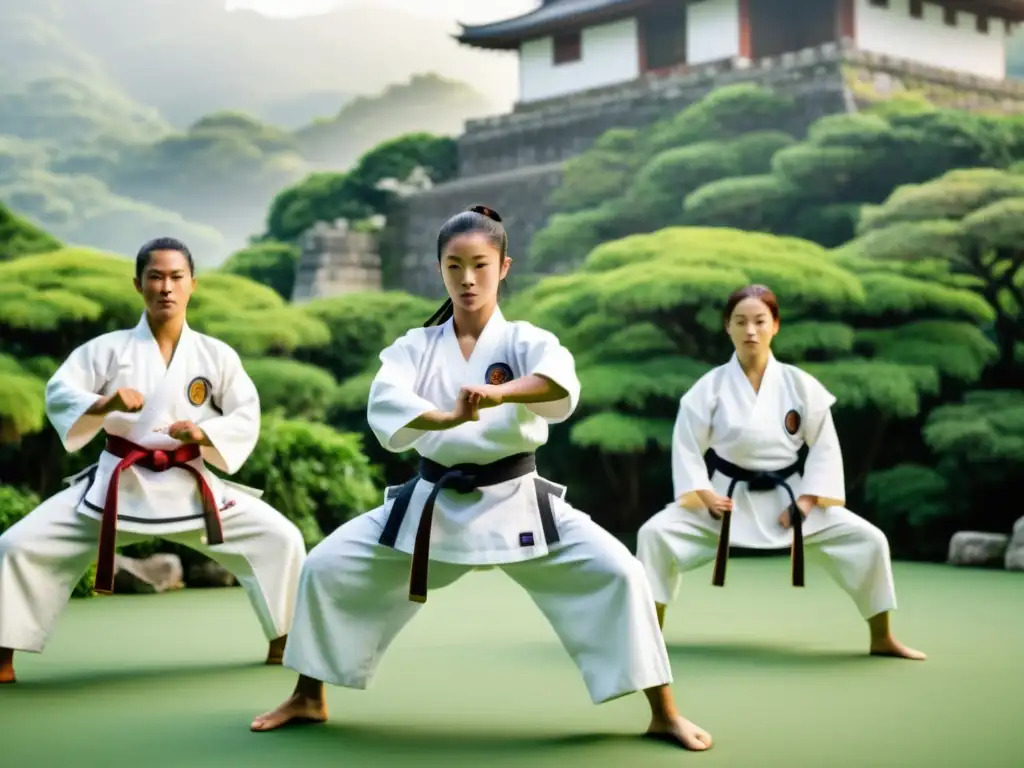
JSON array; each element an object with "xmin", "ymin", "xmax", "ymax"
[
  {"xmin": 456, "ymin": 0, "xmax": 654, "ymax": 50},
  {"xmin": 456, "ymin": 0, "xmax": 1024, "ymax": 51}
]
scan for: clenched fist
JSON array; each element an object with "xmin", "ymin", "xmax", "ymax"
[
  {"xmin": 694, "ymin": 489, "xmax": 733, "ymax": 520},
  {"xmin": 459, "ymin": 384, "xmax": 504, "ymax": 409},
  {"xmin": 102, "ymin": 388, "xmax": 145, "ymax": 414},
  {"xmin": 166, "ymin": 420, "xmax": 207, "ymax": 445}
]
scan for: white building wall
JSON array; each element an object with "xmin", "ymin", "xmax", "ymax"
[
  {"xmin": 518, "ymin": 18, "xmax": 640, "ymax": 102},
  {"xmin": 687, "ymin": 0, "xmax": 741, "ymax": 64},
  {"xmin": 855, "ymin": 0, "xmax": 1009, "ymax": 80}
]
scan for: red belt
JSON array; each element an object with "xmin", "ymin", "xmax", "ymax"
[{"xmin": 94, "ymin": 435, "xmax": 224, "ymax": 595}]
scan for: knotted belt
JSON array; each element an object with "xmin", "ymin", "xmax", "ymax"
[
  {"xmin": 378, "ymin": 452, "xmax": 538, "ymax": 604},
  {"xmin": 95, "ymin": 435, "xmax": 224, "ymax": 595},
  {"xmin": 704, "ymin": 447, "xmax": 806, "ymax": 588}
]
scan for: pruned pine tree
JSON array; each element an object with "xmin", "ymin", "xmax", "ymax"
[{"xmin": 505, "ymin": 227, "xmax": 993, "ymax": 523}]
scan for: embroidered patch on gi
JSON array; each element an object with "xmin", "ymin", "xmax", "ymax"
[
  {"xmin": 187, "ymin": 377, "xmax": 211, "ymax": 407},
  {"xmin": 486, "ymin": 362, "xmax": 513, "ymax": 386},
  {"xmin": 519, "ymin": 531, "xmax": 535, "ymax": 547},
  {"xmin": 784, "ymin": 409, "xmax": 801, "ymax": 435}
]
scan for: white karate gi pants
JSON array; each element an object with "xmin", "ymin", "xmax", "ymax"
[
  {"xmin": 282, "ymin": 504, "xmax": 672, "ymax": 705},
  {"xmin": 636, "ymin": 505, "xmax": 897, "ymax": 620},
  {"xmin": 0, "ymin": 484, "xmax": 306, "ymax": 652}
]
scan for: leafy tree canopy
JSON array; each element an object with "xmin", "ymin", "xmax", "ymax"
[
  {"xmin": 836, "ymin": 168, "xmax": 1024, "ymax": 379},
  {"xmin": 0, "ymin": 200, "xmax": 61, "ymax": 262},
  {"xmin": 0, "ymin": 249, "xmax": 331, "ymax": 364},
  {"xmin": 264, "ymin": 132, "xmax": 457, "ymax": 243},
  {"xmin": 218, "ymin": 240, "xmax": 301, "ymax": 300},
  {"xmin": 507, "ymin": 227, "xmax": 996, "ymax": 457}
]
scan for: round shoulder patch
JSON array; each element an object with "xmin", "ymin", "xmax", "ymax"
[
  {"xmin": 784, "ymin": 409, "xmax": 801, "ymax": 435},
  {"xmin": 485, "ymin": 362, "xmax": 513, "ymax": 386},
  {"xmin": 187, "ymin": 377, "xmax": 211, "ymax": 407}
]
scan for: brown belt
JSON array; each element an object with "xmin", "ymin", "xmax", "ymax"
[
  {"xmin": 705, "ymin": 448, "xmax": 806, "ymax": 588},
  {"xmin": 94, "ymin": 435, "xmax": 223, "ymax": 595}
]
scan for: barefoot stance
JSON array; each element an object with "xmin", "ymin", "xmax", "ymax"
[
  {"xmin": 251, "ymin": 693, "xmax": 327, "ymax": 732},
  {"xmin": 647, "ymin": 715, "xmax": 713, "ymax": 751},
  {"xmin": 870, "ymin": 636, "xmax": 927, "ymax": 660}
]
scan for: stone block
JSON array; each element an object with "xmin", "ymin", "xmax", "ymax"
[
  {"xmin": 1005, "ymin": 517, "xmax": 1024, "ymax": 571},
  {"xmin": 947, "ymin": 531, "xmax": 1009, "ymax": 568}
]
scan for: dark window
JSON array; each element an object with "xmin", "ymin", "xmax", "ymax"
[
  {"xmin": 910, "ymin": 0, "xmax": 923, "ymax": 19},
  {"xmin": 639, "ymin": 2, "xmax": 688, "ymax": 70},
  {"xmin": 943, "ymin": 6, "xmax": 956, "ymax": 26},
  {"xmin": 553, "ymin": 31, "xmax": 581, "ymax": 65},
  {"xmin": 977, "ymin": 15, "xmax": 989, "ymax": 34}
]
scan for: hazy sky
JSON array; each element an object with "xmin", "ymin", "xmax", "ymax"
[{"xmin": 226, "ymin": 0, "xmax": 537, "ymax": 24}]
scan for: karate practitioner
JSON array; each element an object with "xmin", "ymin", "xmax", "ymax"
[
  {"xmin": 0, "ymin": 237, "xmax": 307, "ymax": 684},
  {"xmin": 636, "ymin": 284, "xmax": 926, "ymax": 660},
  {"xmin": 250, "ymin": 206, "xmax": 713, "ymax": 751}
]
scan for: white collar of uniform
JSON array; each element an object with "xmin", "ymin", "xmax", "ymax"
[
  {"xmin": 133, "ymin": 312, "xmax": 192, "ymax": 342},
  {"xmin": 726, "ymin": 350, "xmax": 780, "ymax": 401},
  {"xmin": 442, "ymin": 304, "xmax": 507, "ymax": 336}
]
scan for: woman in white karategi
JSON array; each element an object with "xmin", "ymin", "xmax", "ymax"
[
  {"xmin": 637, "ymin": 284, "xmax": 926, "ymax": 660},
  {"xmin": 0, "ymin": 237, "xmax": 307, "ymax": 684},
  {"xmin": 250, "ymin": 206, "xmax": 714, "ymax": 751}
]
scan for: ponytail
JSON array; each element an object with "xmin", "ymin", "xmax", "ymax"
[
  {"xmin": 424, "ymin": 204, "xmax": 507, "ymax": 327},
  {"xmin": 423, "ymin": 298, "xmax": 453, "ymax": 327}
]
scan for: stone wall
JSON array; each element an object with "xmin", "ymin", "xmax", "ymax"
[
  {"xmin": 458, "ymin": 41, "xmax": 1024, "ymax": 178},
  {"xmin": 391, "ymin": 40, "xmax": 1024, "ymax": 299},
  {"xmin": 391, "ymin": 162, "xmax": 565, "ymax": 300},
  {"xmin": 291, "ymin": 221, "xmax": 382, "ymax": 303}
]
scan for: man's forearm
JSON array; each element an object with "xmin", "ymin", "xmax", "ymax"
[
  {"xmin": 84, "ymin": 394, "xmax": 111, "ymax": 415},
  {"xmin": 498, "ymin": 375, "xmax": 568, "ymax": 404},
  {"xmin": 406, "ymin": 409, "xmax": 465, "ymax": 431}
]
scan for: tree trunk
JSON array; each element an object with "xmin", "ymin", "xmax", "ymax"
[{"xmin": 851, "ymin": 413, "xmax": 889, "ymax": 492}]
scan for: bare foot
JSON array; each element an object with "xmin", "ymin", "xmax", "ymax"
[
  {"xmin": 646, "ymin": 714, "xmax": 713, "ymax": 751},
  {"xmin": 265, "ymin": 635, "xmax": 287, "ymax": 666},
  {"xmin": 250, "ymin": 693, "xmax": 327, "ymax": 732},
  {"xmin": 870, "ymin": 636, "xmax": 927, "ymax": 660}
]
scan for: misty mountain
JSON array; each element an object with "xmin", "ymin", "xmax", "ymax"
[{"xmin": 0, "ymin": 0, "xmax": 517, "ymax": 128}]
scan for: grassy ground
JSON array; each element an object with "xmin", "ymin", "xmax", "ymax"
[{"xmin": 0, "ymin": 557, "xmax": 1021, "ymax": 767}]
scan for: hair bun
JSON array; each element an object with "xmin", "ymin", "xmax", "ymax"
[{"xmin": 468, "ymin": 204, "xmax": 502, "ymax": 223}]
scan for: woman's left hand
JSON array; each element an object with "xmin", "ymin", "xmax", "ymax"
[{"xmin": 778, "ymin": 495, "xmax": 815, "ymax": 529}]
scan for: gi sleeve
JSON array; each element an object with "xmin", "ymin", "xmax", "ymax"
[
  {"xmin": 795, "ymin": 369, "xmax": 845, "ymax": 508},
  {"xmin": 367, "ymin": 331, "xmax": 438, "ymax": 453},
  {"xmin": 512, "ymin": 323, "xmax": 581, "ymax": 423},
  {"xmin": 45, "ymin": 339, "xmax": 111, "ymax": 453},
  {"xmin": 199, "ymin": 346, "xmax": 261, "ymax": 474},
  {"xmin": 672, "ymin": 380, "xmax": 716, "ymax": 509}
]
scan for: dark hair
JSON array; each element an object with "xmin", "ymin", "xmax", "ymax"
[
  {"xmin": 723, "ymin": 284, "xmax": 779, "ymax": 324},
  {"xmin": 135, "ymin": 237, "xmax": 195, "ymax": 280},
  {"xmin": 424, "ymin": 205, "xmax": 509, "ymax": 327}
]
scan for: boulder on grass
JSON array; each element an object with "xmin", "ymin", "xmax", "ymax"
[
  {"xmin": 947, "ymin": 531, "xmax": 1009, "ymax": 568},
  {"xmin": 113, "ymin": 554, "xmax": 185, "ymax": 594},
  {"xmin": 1005, "ymin": 517, "xmax": 1024, "ymax": 572}
]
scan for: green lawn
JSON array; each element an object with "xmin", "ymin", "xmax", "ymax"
[{"xmin": 1, "ymin": 558, "xmax": 1021, "ymax": 767}]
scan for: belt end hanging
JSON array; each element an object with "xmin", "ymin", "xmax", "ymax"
[
  {"xmin": 711, "ymin": 509, "xmax": 731, "ymax": 587},
  {"xmin": 409, "ymin": 593, "xmax": 427, "ymax": 604},
  {"xmin": 791, "ymin": 508, "xmax": 806, "ymax": 588}
]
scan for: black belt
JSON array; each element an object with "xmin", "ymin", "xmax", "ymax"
[
  {"xmin": 379, "ymin": 452, "xmax": 542, "ymax": 603},
  {"xmin": 704, "ymin": 446, "xmax": 807, "ymax": 588}
]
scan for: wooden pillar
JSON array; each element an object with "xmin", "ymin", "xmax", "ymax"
[
  {"xmin": 637, "ymin": 16, "xmax": 648, "ymax": 72},
  {"xmin": 837, "ymin": 0, "xmax": 856, "ymax": 42},
  {"xmin": 738, "ymin": 0, "xmax": 752, "ymax": 57}
]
